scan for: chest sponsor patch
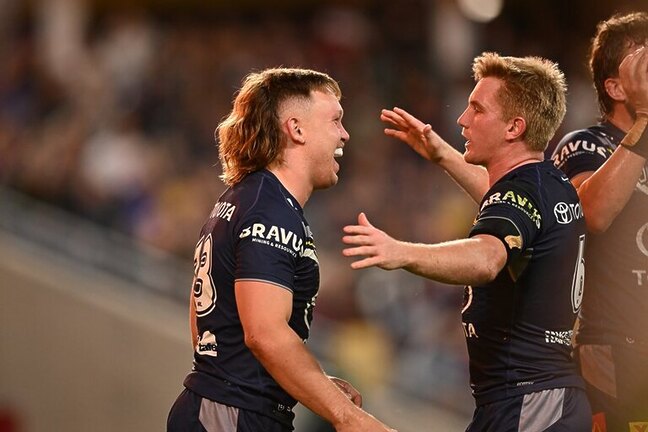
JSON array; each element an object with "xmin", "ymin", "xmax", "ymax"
[{"xmin": 553, "ymin": 202, "xmax": 583, "ymax": 224}]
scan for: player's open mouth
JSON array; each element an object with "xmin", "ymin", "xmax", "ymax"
[{"xmin": 334, "ymin": 148, "xmax": 344, "ymax": 158}]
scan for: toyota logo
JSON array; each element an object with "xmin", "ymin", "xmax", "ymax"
[
  {"xmin": 637, "ymin": 222, "xmax": 648, "ymax": 257},
  {"xmin": 554, "ymin": 202, "xmax": 572, "ymax": 224}
]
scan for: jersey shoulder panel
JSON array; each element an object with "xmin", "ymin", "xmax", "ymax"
[
  {"xmin": 233, "ymin": 172, "xmax": 310, "ymax": 289},
  {"xmin": 551, "ymin": 126, "xmax": 614, "ymax": 178},
  {"xmin": 471, "ymin": 171, "xmax": 543, "ymax": 259}
]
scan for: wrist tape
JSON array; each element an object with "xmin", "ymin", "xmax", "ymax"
[{"xmin": 621, "ymin": 114, "xmax": 648, "ymax": 159}]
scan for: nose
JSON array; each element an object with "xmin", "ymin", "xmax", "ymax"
[
  {"xmin": 457, "ymin": 107, "xmax": 469, "ymax": 128},
  {"xmin": 341, "ymin": 124, "xmax": 350, "ymax": 142}
]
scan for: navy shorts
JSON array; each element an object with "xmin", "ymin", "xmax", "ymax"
[
  {"xmin": 466, "ymin": 387, "xmax": 591, "ymax": 432},
  {"xmin": 167, "ymin": 388, "xmax": 293, "ymax": 432}
]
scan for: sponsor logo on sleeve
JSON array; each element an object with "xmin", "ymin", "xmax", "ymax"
[
  {"xmin": 552, "ymin": 139, "xmax": 611, "ymax": 167},
  {"xmin": 239, "ymin": 222, "xmax": 319, "ymax": 264},
  {"xmin": 481, "ymin": 190, "xmax": 541, "ymax": 229},
  {"xmin": 240, "ymin": 223, "xmax": 304, "ymax": 257}
]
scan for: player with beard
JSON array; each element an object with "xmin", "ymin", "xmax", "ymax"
[{"xmin": 551, "ymin": 12, "xmax": 648, "ymax": 431}]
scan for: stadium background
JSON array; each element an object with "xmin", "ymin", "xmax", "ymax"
[{"xmin": 0, "ymin": 0, "xmax": 645, "ymax": 430}]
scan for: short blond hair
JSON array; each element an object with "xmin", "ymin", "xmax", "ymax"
[
  {"xmin": 217, "ymin": 68, "xmax": 341, "ymax": 186},
  {"xmin": 472, "ymin": 52, "xmax": 567, "ymax": 151}
]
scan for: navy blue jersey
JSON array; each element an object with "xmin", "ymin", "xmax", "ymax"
[
  {"xmin": 183, "ymin": 169, "xmax": 319, "ymax": 426},
  {"xmin": 464, "ymin": 161, "xmax": 586, "ymax": 405},
  {"xmin": 552, "ymin": 122, "xmax": 648, "ymax": 345}
]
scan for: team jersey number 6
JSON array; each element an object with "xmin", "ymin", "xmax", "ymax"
[
  {"xmin": 193, "ymin": 234, "xmax": 217, "ymax": 317},
  {"xmin": 571, "ymin": 234, "xmax": 585, "ymax": 314}
]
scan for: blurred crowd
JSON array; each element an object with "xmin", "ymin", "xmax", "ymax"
[{"xmin": 0, "ymin": 0, "xmax": 639, "ymax": 415}]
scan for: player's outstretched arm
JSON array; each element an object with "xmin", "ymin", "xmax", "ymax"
[
  {"xmin": 381, "ymin": 107, "xmax": 489, "ymax": 202},
  {"xmin": 236, "ymin": 281, "xmax": 396, "ymax": 432},
  {"xmin": 342, "ymin": 213, "xmax": 506, "ymax": 285},
  {"xmin": 575, "ymin": 47, "xmax": 648, "ymax": 233}
]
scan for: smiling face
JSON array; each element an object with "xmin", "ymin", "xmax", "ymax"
[
  {"xmin": 457, "ymin": 77, "xmax": 510, "ymax": 168},
  {"xmin": 300, "ymin": 90, "xmax": 350, "ymax": 190}
]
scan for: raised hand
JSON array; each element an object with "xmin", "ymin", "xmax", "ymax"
[
  {"xmin": 342, "ymin": 213, "xmax": 406, "ymax": 271},
  {"xmin": 381, "ymin": 107, "xmax": 449, "ymax": 162},
  {"xmin": 619, "ymin": 46, "xmax": 648, "ymax": 117}
]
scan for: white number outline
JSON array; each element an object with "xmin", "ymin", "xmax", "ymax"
[
  {"xmin": 192, "ymin": 234, "xmax": 217, "ymax": 317},
  {"xmin": 571, "ymin": 234, "xmax": 586, "ymax": 313}
]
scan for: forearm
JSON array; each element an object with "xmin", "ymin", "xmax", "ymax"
[
  {"xmin": 578, "ymin": 146, "xmax": 645, "ymax": 233},
  {"xmin": 437, "ymin": 145, "xmax": 489, "ymax": 203},
  {"xmin": 247, "ymin": 326, "xmax": 361, "ymax": 427},
  {"xmin": 398, "ymin": 237, "xmax": 505, "ymax": 285}
]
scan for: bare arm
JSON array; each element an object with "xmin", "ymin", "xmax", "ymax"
[
  {"xmin": 572, "ymin": 147, "xmax": 645, "ymax": 233},
  {"xmin": 381, "ymin": 107, "xmax": 489, "ymax": 203},
  {"xmin": 575, "ymin": 47, "xmax": 648, "ymax": 233},
  {"xmin": 236, "ymin": 281, "xmax": 395, "ymax": 432},
  {"xmin": 342, "ymin": 213, "xmax": 507, "ymax": 285}
]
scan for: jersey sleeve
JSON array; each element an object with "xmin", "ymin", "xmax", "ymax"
[
  {"xmin": 551, "ymin": 130, "xmax": 612, "ymax": 179},
  {"xmin": 469, "ymin": 180, "xmax": 542, "ymax": 263},
  {"xmin": 234, "ymin": 206, "xmax": 305, "ymax": 292}
]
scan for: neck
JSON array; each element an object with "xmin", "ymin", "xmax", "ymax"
[
  {"xmin": 267, "ymin": 163, "xmax": 312, "ymax": 208},
  {"xmin": 606, "ymin": 105, "xmax": 635, "ymax": 133},
  {"xmin": 486, "ymin": 147, "xmax": 544, "ymax": 187}
]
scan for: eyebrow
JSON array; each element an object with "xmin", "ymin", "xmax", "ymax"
[{"xmin": 470, "ymin": 100, "xmax": 486, "ymax": 111}]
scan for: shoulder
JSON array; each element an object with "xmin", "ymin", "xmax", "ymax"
[
  {"xmin": 556, "ymin": 125, "xmax": 615, "ymax": 149},
  {"xmin": 551, "ymin": 126, "xmax": 614, "ymax": 173},
  {"xmin": 233, "ymin": 172, "xmax": 306, "ymax": 235},
  {"xmin": 553, "ymin": 126, "xmax": 610, "ymax": 151},
  {"xmin": 480, "ymin": 172, "xmax": 543, "ymax": 222},
  {"xmin": 481, "ymin": 162, "xmax": 569, "ymax": 219}
]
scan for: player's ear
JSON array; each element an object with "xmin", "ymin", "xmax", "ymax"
[
  {"xmin": 505, "ymin": 117, "xmax": 526, "ymax": 141},
  {"xmin": 285, "ymin": 117, "xmax": 306, "ymax": 144},
  {"xmin": 604, "ymin": 77, "xmax": 626, "ymax": 103}
]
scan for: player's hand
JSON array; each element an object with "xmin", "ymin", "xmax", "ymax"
[
  {"xmin": 342, "ymin": 213, "xmax": 407, "ymax": 271},
  {"xmin": 329, "ymin": 376, "xmax": 362, "ymax": 407},
  {"xmin": 619, "ymin": 45, "xmax": 648, "ymax": 117},
  {"xmin": 381, "ymin": 107, "xmax": 449, "ymax": 163}
]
